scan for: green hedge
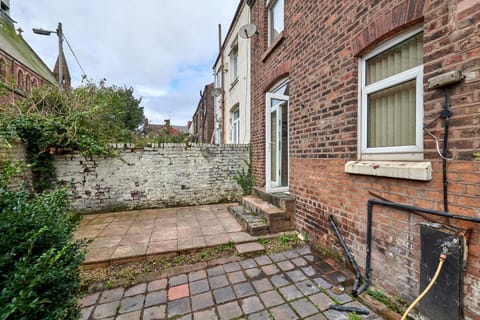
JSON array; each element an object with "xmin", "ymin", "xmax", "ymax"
[{"xmin": 0, "ymin": 167, "xmax": 85, "ymax": 320}]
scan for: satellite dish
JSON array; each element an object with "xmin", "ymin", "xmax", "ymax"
[
  {"xmin": 212, "ymin": 88, "xmax": 222, "ymax": 97},
  {"xmin": 239, "ymin": 24, "xmax": 258, "ymax": 39}
]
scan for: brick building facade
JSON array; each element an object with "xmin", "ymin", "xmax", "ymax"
[
  {"xmin": 248, "ymin": 0, "xmax": 479, "ymax": 318},
  {"xmin": 0, "ymin": 1, "xmax": 56, "ymax": 106},
  {"xmin": 192, "ymin": 83, "xmax": 215, "ymax": 143}
]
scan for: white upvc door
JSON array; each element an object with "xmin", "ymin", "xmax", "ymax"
[{"xmin": 265, "ymin": 92, "xmax": 289, "ymax": 193}]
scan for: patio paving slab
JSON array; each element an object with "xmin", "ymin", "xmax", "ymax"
[
  {"xmin": 80, "ymin": 246, "xmax": 384, "ymax": 320},
  {"xmin": 77, "ymin": 204, "xmax": 261, "ymax": 266}
]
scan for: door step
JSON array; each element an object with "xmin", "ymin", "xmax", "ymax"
[
  {"xmin": 235, "ymin": 242, "xmax": 266, "ymax": 256},
  {"xmin": 228, "ymin": 205, "xmax": 269, "ymax": 236},
  {"xmin": 228, "ymin": 190, "xmax": 295, "ymax": 236}
]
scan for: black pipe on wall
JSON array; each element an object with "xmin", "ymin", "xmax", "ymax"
[
  {"xmin": 328, "ymin": 215, "xmax": 362, "ymax": 296},
  {"xmin": 356, "ymin": 199, "xmax": 480, "ymax": 296},
  {"xmin": 441, "ymin": 88, "xmax": 453, "ymax": 212}
]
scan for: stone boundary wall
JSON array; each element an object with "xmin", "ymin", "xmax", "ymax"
[
  {"xmin": 53, "ymin": 144, "xmax": 250, "ymax": 213},
  {"xmin": 0, "ymin": 141, "xmax": 32, "ymax": 189}
]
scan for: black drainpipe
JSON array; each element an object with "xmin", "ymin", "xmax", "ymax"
[
  {"xmin": 441, "ymin": 88, "xmax": 452, "ymax": 212},
  {"xmin": 328, "ymin": 215, "xmax": 362, "ymax": 296},
  {"xmin": 355, "ymin": 199, "xmax": 480, "ymax": 296}
]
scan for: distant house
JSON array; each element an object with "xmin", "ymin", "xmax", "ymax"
[
  {"xmin": 192, "ymin": 83, "xmax": 214, "ymax": 143},
  {"xmin": 212, "ymin": 0, "xmax": 251, "ymax": 144},
  {"xmin": 144, "ymin": 119, "xmax": 188, "ymax": 139},
  {"xmin": 0, "ymin": 0, "xmax": 56, "ymax": 105}
]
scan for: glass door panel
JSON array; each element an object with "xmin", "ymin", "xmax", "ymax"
[
  {"xmin": 266, "ymin": 93, "xmax": 289, "ymax": 193},
  {"xmin": 270, "ymin": 109, "xmax": 277, "ymax": 186}
]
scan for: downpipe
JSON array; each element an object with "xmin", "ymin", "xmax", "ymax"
[
  {"xmin": 356, "ymin": 201, "xmax": 373, "ymax": 295},
  {"xmin": 356, "ymin": 199, "xmax": 480, "ymax": 296},
  {"xmin": 328, "ymin": 215, "xmax": 362, "ymax": 296},
  {"xmin": 441, "ymin": 88, "xmax": 452, "ymax": 212}
]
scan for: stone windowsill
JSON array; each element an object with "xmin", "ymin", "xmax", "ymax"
[
  {"xmin": 261, "ymin": 32, "xmax": 285, "ymax": 62},
  {"xmin": 229, "ymin": 77, "xmax": 239, "ymax": 91},
  {"xmin": 344, "ymin": 161, "xmax": 433, "ymax": 181}
]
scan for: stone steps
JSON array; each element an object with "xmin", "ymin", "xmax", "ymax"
[
  {"xmin": 228, "ymin": 205, "xmax": 269, "ymax": 236},
  {"xmin": 229, "ymin": 188, "xmax": 296, "ymax": 236}
]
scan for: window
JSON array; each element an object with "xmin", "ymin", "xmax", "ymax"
[
  {"xmin": 359, "ymin": 28, "xmax": 424, "ymax": 160},
  {"xmin": 0, "ymin": 59, "xmax": 4, "ymax": 80},
  {"xmin": 17, "ymin": 70, "xmax": 23, "ymax": 89},
  {"xmin": 268, "ymin": 0, "xmax": 284, "ymax": 45},
  {"xmin": 231, "ymin": 106, "xmax": 240, "ymax": 144},
  {"xmin": 230, "ymin": 43, "xmax": 238, "ymax": 82},
  {"xmin": 214, "ymin": 68, "xmax": 222, "ymax": 89}
]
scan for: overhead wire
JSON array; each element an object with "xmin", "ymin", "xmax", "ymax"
[{"xmin": 63, "ymin": 33, "xmax": 87, "ymax": 80}]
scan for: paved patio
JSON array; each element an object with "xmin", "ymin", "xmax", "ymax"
[
  {"xmin": 76, "ymin": 204, "xmax": 257, "ymax": 266},
  {"xmin": 80, "ymin": 246, "xmax": 383, "ymax": 320}
]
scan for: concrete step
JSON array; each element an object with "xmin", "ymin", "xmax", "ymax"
[
  {"xmin": 252, "ymin": 187, "xmax": 295, "ymax": 219},
  {"xmin": 227, "ymin": 205, "xmax": 269, "ymax": 236},
  {"xmin": 242, "ymin": 195, "xmax": 294, "ymax": 234},
  {"xmin": 235, "ymin": 242, "xmax": 266, "ymax": 256}
]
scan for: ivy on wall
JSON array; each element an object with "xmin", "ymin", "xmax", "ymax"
[{"xmin": 0, "ymin": 80, "xmax": 145, "ymax": 191}]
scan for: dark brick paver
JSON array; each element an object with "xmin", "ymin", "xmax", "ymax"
[
  {"xmin": 213, "ymin": 286, "xmax": 236, "ymax": 304},
  {"xmin": 233, "ymin": 282, "xmax": 255, "ymax": 298},
  {"xmin": 189, "ymin": 279, "xmax": 210, "ymax": 295},
  {"xmin": 119, "ymin": 295, "xmax": 144, "ymax": 314},
  {"xmin": 81, "ymin": 245, "xmax": 382, "ymax": 320},
  {"xmin": 241, "ymin": 295, "xmax": 265, "ymax": 314},
  {"xmin": 259, "ymin": 290, "xmax": 285, "ymax": 308},
  {"xmin": 191, "ymin": 291, "xmax": 214, "ymax": 311},
  {"xmin": 167, "ymin": 297, "xmax": 191, "ymax": 318},
  {"xmin": 217, "ymin": 301, "xmax": 243, "ymax": 319}
]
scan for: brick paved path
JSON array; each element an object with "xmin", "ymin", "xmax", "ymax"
[{"xmin": 80, "ymin": 246, "xmax": 383, "ymax": 319}]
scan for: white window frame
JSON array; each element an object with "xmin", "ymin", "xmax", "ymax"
[
  {"xmin": 265, "ymin": 89, "xmax": 289, "ymax": 193},
  {"xmin": 267, "ymin": 0, "xmax": 284, "ymax": 46},
  {"xmin": 359, "ymin": 27, "xmax": 424, "ymax": 161},
  {"xmin": 230, "ymin": 43, "xmax": 238, "ymax": 82},
  {"xmin": 214, "ymin": 68, "xmax": 222, "ymax": 89},
  {"xmin": 231, "ymin": 106, "xmax": 240, "ymax": 144}
]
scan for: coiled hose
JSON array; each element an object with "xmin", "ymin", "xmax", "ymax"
[{"xmin": 401, "ymin": 252, "xmax": 447, "ymax": 320}]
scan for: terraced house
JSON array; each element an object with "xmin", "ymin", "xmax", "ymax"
[
  {"xmin": 228, "ymin": 0, "xmax": 480, "ymax": 319},
  {"xmin": 213, "ymin": 0, "xmax": 252, "ymax": 144}
]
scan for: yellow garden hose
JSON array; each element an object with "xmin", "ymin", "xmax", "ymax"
[{"xmin": 401, "ymin": 253, "xmax": 447, "ymax": 320}]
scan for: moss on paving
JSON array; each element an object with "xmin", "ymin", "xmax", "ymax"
[{"xmin": 80, "ymin": 236, "xmax": 303, "ymax": 291}]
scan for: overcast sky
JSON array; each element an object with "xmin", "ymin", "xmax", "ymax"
[{"xmin": 11, "ymin": 1, "xmax": 238, "ymax": 125}]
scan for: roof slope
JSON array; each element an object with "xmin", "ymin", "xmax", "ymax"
[{"xmin": 0, "ymin": 15, "xmax": 56, "ymax": 83}]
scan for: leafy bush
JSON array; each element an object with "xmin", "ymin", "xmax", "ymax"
[
  {"xmin": 0, "ymin": 163, "xmax": 86, "ymax": 320},
  {"xmin": 235, "ymin": 148, "xmax": 256, "ymax": 195},
  {"xmin": 0, "ymin": 80, "xmax": 144, "ymax": 191}
]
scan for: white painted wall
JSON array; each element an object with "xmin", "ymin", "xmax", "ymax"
[
  {"xmin": 53, "ymin": 144, "xmax": 249, "ymax": 213},
  {"xmin": 213, "ymin": 1, "xmax": 251, "ymax": 144}
]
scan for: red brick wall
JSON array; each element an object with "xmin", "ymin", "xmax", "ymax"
[
  {"xmin": 250, "ymin": 0, "xmax": 480, "ymax": 317},
  {"xmin": 0, "ymin": 50, "xmax": 50, "ymax": 106},
  {"xmin": 192, "ymin": 83, "xmax": 215, "ymax": 143}
]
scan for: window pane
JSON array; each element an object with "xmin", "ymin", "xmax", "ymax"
[
  {"xmin": 367, "ymin": 80, "xmax": 416, "ymax": 148},
  {"xmin": 273, "ymin": 81, "xmax": 289, "ymax": 95},
  {"xmin": 230, "ymin": 46, "xmax": 238, "ymax": 80},
  {"xmin": 270, "ymin": 110, "xmax": 277, "ymax": 181},
  {"xmin": 270, "ymin": 0, "xmax": 284, "ymax": 43},
  {"xmin": 366, "ymin": 33, "xmax": 423, "ymax": 84}
]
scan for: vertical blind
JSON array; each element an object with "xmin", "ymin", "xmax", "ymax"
[{"xmin": 366, "ymin": 33, "xmax": 423, "ymax": 148}]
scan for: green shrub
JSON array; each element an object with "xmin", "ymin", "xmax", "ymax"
[
  {"xmin": 0, "ymin": 81, "xmax": 144, "ymax": 192},
  {"xmin": 235, "ymin": 148, "xmax": 256, "ymax": 195},
  {"xmin": 0, "ymin": 164, "xmax": 86, "ymax": 320}
]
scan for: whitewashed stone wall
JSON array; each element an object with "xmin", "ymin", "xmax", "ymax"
[
  {"xmin": 0, "ymin": 141, "xmax": 33, "ymax": 190},
  {"xmin": 53, "ymin": 144, "xmax": 249, "ymax": 213}
]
